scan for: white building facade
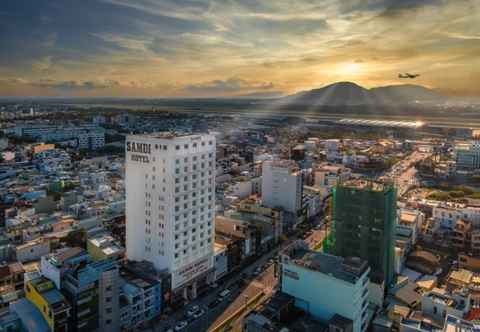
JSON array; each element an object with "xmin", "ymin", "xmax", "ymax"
[
  {"xmin": 125, "ymin": 133, "xmax": 216, "ymax": 300},
  {"xmin": 262, "ymin": 160, "xmax": 302, "ymax": 214}
]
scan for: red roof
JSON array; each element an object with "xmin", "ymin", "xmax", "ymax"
[{"xmin": 466, "ymin": 308, "xmax": 480, "ymax": 321}]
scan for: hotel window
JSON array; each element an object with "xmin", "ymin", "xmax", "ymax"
[
  {"xmin": 176, "ymin": 145, "xmax": 180, "ymax": 150},
  {"xmin": 184, "ymin": 144, "xmax": 189, "ymax": 149}
]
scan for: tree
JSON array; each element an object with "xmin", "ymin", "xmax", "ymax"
[{"xmin": 64, "ymin": 228, "xmax": 87, "ymax": 249}]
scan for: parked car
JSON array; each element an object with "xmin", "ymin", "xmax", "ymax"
[
  {"xmin": 175, "ymin": 321, "xmax": 188, "ymax": 331},
  {"xmin": 193, "ymin": 309, "xmax": 205, "ymax": 319},
  {"xmin": 208, "ymin": 298, "xmax": 221, "ymax": 309},
  {"xmin": 218, "ymin": 288, "xmax": 231, "ymax": 299},
  {"xmin": 186, "ymin": 305, "xmax": 200, "ymax": 317}
]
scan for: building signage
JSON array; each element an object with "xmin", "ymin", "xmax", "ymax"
[
  {"xmin": 127, "ymin": 142, "xmax": 151, "ymax": 163},
  {"xmin": 172, "ymin": 256, "xmax": 212, "ymax": 289},
  {"xmin": 126, "ymin": 142, "xmax": 151, "ymax": 154}
]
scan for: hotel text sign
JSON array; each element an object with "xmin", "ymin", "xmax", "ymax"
[
  {"xmin": 127, "ymin": 141, "xmax": 151, "ymax": 163},
  {"xmin": 172, "ymin": 257, "xmax": 211, "ymax": 289}
]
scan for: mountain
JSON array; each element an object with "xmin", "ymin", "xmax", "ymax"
[
  {"xmin": 278, "ymin": 82, "xmax": 444, "ymax": 106},
  {"xmin": 370, "ymin": 84, "xmax": 441, "ymax": 103}
]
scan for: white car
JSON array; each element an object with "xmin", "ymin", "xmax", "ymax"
[
  {"xmin": 193, "ymin": 309, "xmax": 205, "ymax": 319},
  {"xmin": 175, "ymin": 321, "xmax": 188, "ymax": 331},
  {"xmin": 187, "ymin": 305, "xmax": 200, "ymax": 317}
]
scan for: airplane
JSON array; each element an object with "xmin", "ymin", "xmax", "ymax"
[{"xmin": 398, "ymin": 73, "xmax": 420, "ymax": 79}]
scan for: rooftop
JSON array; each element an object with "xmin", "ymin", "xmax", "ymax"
[
  {"xmin": 448, "ymin": 269, "xmax": 473, "ymax": 285},
  {"xmin": 127, "ymin": 132, "xmax": 212, "ymax": 141},
  {"xmin": 337, "ymin": 118, "xmax": 424, "ymax": 129},
  {"xmin": 10, "ymin": 298, "xmax": 50, "ymax": 332},
  {"xmin": 339, "ymin": 179, "xmax": 394, "ymax": 192},
  {"xmin": 45, "ymin": 247, "xmax": 86, "ymax": 267},
  {"xmin": 444, "ymin": 314, "xmax": 480, "ymax": 332},
  {"xmin": 282, "ymin": 241, "xmax": 369, "ymax": 284}
]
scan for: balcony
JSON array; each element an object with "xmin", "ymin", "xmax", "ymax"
[
  {"xmin": 77, "ymin": 295, "xmax": 93, "ymax": 306},
  {"xmin": 78, "ymin": 308, "xmax": 91, "ymax": 318}
]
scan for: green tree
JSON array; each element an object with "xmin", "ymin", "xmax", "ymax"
[{"xmin": 64, "ymin": 228, "xmax": 87, "ymax": 249}]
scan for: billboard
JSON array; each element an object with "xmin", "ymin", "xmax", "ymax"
[{"xmin": 171, "ymin": 256, "xmax": 212, "ymax": 290}]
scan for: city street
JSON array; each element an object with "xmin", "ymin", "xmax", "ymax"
[
  {"xmin": 383, "ymin": 150, "xmax": 431, "ymax": 197},
  {"xmin": 150, "ymin": 242, "xmax": 284, "ymax": 332}
]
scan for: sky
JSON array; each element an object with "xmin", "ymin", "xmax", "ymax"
[{"xmin": 0, "ymin": 0, "xmax": 479, "ymax": 97}]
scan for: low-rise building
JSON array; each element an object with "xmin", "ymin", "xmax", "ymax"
[
  {"xmin": 421, "ymin": 288, "xmax": 470, "ymax": 323},
  {"xmin": 213, "ymin": 243, "xmax": 228, "ymax": 281},
  {"xmin": 15, "ymin": 238, "xmax": 50, "ymax": 263},
  {"xmin": 119, "ymin": 271, "xmax": 161, "ymax": 330},
  {"xmin": 24, "ymin": 272, "xmax": 71, "ymax": 332},
  {"xmin": 281, "ymin": 241, "xmax": 370, "ymax": 332},
  {"xmin": 87, "ymin": 233, "xmax": 124, "ymax": 262}
]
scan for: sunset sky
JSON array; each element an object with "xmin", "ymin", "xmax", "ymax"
[{"xmin": 0, "ymin": 0, "xmax": 479, "ymax": 97}]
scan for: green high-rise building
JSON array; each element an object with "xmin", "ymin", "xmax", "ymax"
[{"xmin": 330, "ymin": 180, "xmax": 396, "ymax": 286}]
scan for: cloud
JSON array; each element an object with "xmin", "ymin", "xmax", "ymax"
[
  {"xmin": 0, "ymin": 0, "xmax": 478, "ymax": 97},
  {"xmin": 31, "ymin": 79, "xmax": 120, "ymax": 90},
  {"xmin": 183, "ymin": 77, "xmax": 275, "ymax": 96}
]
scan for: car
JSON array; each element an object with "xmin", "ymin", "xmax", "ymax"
[
  {"xmin": 187, "ymin": 305, "xmax": 200, "ymax": 317},
  {"xmin": 208, "ymin": 298, "xmax": 221, "ymax": 308},
  {"xmin": 194, "ymin": 309, "xmax": 205, "ymax": 319},
  {"xmin": 218, "ymin": 288, "xmax": 231, "ymax": 299},
  {"xmin": 175, "ymin": 321, "xmax": 188, "ymax": 331}
]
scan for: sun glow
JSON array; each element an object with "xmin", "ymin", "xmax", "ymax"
[{"xmin": 339, "ymin": 62, "xmax": 363, "ymax": 76}]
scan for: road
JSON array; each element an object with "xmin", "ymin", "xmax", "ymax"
[
  {"xmin": 150, "ymin": 241, "xmax": 285, "ymax": 332},
  {"xmin": 382, "ymin": 150, "xmax": 431, "ymax": 197},
  {"xmin": 148, "ymin": 213, "xmax": 331, "ymax": 332}
]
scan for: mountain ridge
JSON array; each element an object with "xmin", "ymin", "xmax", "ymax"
[{"xmin": 279, "ymin": 81, "xmax": 443, "ymax": 106}]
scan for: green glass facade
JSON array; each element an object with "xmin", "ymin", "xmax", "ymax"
[{"xmin": 331, "ymin": 182, "xmax": 396, "ymax": 286}]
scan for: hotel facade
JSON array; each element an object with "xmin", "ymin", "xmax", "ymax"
[{"xmin": 126, "ymin": 133, "xmax": 216, "ymax": 300}]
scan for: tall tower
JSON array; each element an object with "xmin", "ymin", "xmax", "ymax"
[
  {"xmin": 125, "ymin": 133, "xmax": 216, "ymax": 299},
  {"xmin": 331, "ymin": 180, "xmax": 396, "ymax": 286}
]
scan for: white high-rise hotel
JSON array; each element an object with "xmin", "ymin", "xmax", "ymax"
[{"xmin": 126, "ymin": 133, "xmax": 216, "ymax": 299}]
